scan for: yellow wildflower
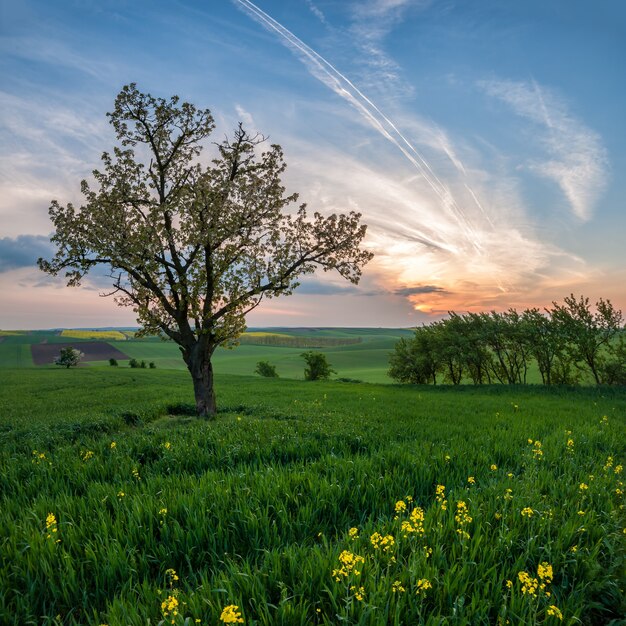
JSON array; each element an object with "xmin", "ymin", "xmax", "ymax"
[
  {"xmin": 161, "ymin": 595, "xmax": 179, "ymax": 619},
  {"xmin": 391, "ymin": 580, "xmax": 405, "ymax": 593},
  {"xmin": 579, "ymin": 482, "xmax": 589, "ymax": 491},
  {"xmin": 518, "ymin": 571, "xmax": 538, "ymax": 596},
  {"xmin": 435, "ymin": 484, "xmax": 447, "ymax": 510},
  {"xmin": 490, "ymin": 464, "xmax": 498, "ymax": 471},
  {"xmin": 467, "ymin": 476, "xmax": 476, "ymax": 485},
  {"xmin": 547, "ymin": 605, "xmax": 563, "ymax": 621},
  {"xmin": 332, "ymin": 550, "xmax": 365, "ymax": 581},
  {"xmin": 220, "ymin": 605, "xmax": 244, "ymax": 624},
  {"xmin": 537, "ymin": 562, "xmax": 553, "ymax": 585},
  {"xmin": 521, "ymin": 507, "xmax": 534, "ymax": 518},
  {"xmin": 395, "ymin": 500, "xmax": 407, "ymax": 513},
  {"xmin": 455, "ymin": 501, "xmax": 472, "ymax": 526},
  {"xmin": 348, "ymin": 527, "xmax": 359, "ymax": 540},
  {"xmin": 415, "ymin": 578, "xmax": 432, "ymax": 595},
  {"xmin": 350, "ymin": 585, "xmax": 365, "ymax": 601},
  {"xmin": 370, "ymin": 532, "xmax": 395, "ymax": 552},
  {"xmin": 110, "ymin": 442, "xmax": 117, "ymax": 449},
  {"xmin": 506, "ymin": 579, "xmax": 512, "ymax": 588}
]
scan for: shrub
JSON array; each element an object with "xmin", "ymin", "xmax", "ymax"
[
  {"xmin": 140, "ymin": 360, "xmax": 147, "ymax": 369},
  {"xmin": 255, "ymin": 361, "xmax": 279, "ymax": 378},
  {"xmin": 129, "ymin": 358, "xmax": 140, "ymax": 368},
  {"xmin": 301, "ymin": 351, "xmax": 335, "ymax": 381},
  {"xmin": 149, "ymin": 361, "xmax": 156, "ymax": 369},
  {"xmin": 109, "ymin": 358, "xmax": 118, "ymax": 366}
]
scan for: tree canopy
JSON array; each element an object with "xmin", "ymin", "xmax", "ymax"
[{"xmin": 39, "ymin": 84, "xmax": 373, "ymax": 416}]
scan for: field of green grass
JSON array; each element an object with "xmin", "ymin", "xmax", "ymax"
[
  {"xmin": 0, "ymin": 368, "xmax": 624, "ymax": 625},
  {"xmin": 0, "ymin": 328, "xmax": 413, "ymax": 383}
]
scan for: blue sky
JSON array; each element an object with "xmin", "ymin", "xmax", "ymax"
[{"xmin": 1, "ymin": 0, "xmax": 624, "ymax": 328}]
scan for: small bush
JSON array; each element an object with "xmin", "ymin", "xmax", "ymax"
[
  {"xmin": 129, "ymin": 358, "xmax": 140, "ymax": 368},
  {"xmin": 140, "ymin": 360, "xmax": 147, "ymax": 369},
  {"xmin": 149, "ymin": 361, "xmax": 156, "ymax": 369},
  {"xmin": 255, "ymin": 361, "xmax": 279, "ymax": 378},
  {"xmin": 109, "ymin": 358, "xmax": 118, "ymax": 366}
]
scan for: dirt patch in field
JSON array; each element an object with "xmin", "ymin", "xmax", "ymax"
[{"xmin": 31, "ymin": 341, "xmax": 128, "ymax": 365}]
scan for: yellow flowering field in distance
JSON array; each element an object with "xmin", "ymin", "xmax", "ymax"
[{"xmin": 60, "ymin": 329, "xmax": 127, "ymax": 341}]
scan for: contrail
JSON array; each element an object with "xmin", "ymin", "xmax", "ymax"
[{"xmin": 233, "ymin": 0, "xmax": 484, "ymax": 252}]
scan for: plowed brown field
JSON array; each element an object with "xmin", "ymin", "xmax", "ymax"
[{"xmin": 31, "ymin": 341, "xmax": 128, "ymax": 365}]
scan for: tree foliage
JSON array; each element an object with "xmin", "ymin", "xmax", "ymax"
[
  {"xmin": 38, "ymin": 85, "xmax": 373, "ymax": 416},
  {"xmin": 389, "ymin": 295, "xmax": 624, "ymax": 387},
  {"xmin": 301, "ymin": 351, "xmax": 336, "ymax": 381},
  {"xmin": 54, "ymin": 347, "xmax": 84, "ymax": 369}
]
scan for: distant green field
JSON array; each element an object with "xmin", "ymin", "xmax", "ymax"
[
  {"xmin": 0, "ymin": 328, "xmax": 413, "ymax": 383},
  {"xmin": 0, "ymin": 368, "xmax": 624, "ymax": 624}
]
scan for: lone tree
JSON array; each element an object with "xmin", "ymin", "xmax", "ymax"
[
  {"xmin": 54, "ymin": 347, "xmax": 84, "ymax": 369},
  {"xmin": 301, "ymin": 351, "xmax": 336, "ymax": 381},
  {"xmin": 38, "ymin": 85, "xmax": 373, "ymax": 417}
]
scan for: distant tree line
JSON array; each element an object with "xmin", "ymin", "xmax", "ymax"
[
  {"xmin": 240, "ymin": 335, "xmax": 361, "ymax": 348},
  {"xmin": 389, "ymin": 294, "xmax": 625, "ymax": 386}
]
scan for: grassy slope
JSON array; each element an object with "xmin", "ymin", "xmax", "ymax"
[{"xmin": 0, "ymin": 368, "xmax": 624, "ymax": 625}]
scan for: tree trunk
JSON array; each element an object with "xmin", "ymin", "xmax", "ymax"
[{"xmin": 186, "ymin": 343, "xmax": 217, "ymax": 418}]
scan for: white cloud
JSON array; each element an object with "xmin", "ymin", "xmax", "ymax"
[
  {"xmin": 478, "ymin": 78, "xmax": 609, "ymax": 221},
  {"xmin": 304, "ymin": 0, "xmax": 327, "ymax": 24}
]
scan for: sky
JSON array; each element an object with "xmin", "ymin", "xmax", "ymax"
[{"xmin": 1, "ymin": 0, "xmax": 625, "ymax": 329}]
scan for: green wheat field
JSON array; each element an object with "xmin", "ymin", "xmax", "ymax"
[{"xmin": 0, "ymin": 330, "xmax": 625, "ymax": 625}]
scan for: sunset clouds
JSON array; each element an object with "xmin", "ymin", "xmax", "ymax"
[{"xmin": 0, "ymin": 0, "xmax": 624, "ymax": 328}]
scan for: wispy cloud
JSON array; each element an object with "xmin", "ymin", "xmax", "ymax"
[
  {"xmin": 233, "ymin": 0, "xmax": 598, "ymax": 315},
  {"xmin": 304, "ymin": 0, "xmax": 327, "ymax": 24},
  {"xmin": 0, "ymin": 90, "xmax": 109, "ymax": 236},
  {"xmin": 478, "ymin": 78, "xmax": 609, "ymax": 221},
  {"xmin": 347, "ymin": 0, "xmax": 419, "ymax": 96}
]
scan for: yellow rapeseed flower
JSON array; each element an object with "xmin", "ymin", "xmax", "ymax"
[
  {"xmin": 537, "ymin": 562, "xmax": 553, "ymax": 585},
  {"xmin": 110, "ymin": 442, "xmax": 117, "ymax": 449},
  {"xmin": 547, "ymin": 605, "xmax": 563, "ymax": 621},
  {"xmin": 370, "ymin": 532, "xmax": 395, "ymax": 552},
  {"xmin": 490, "ymin": 464, "xmax": 498, "ymax": 471},
  {"xmin": 518, "ymin": 571, "xmax": 538, "ymax": 596},
  {"xmin": 350, "ymin": 585, "xmax": 365, "ymax": 601},
  {"xmin": 220, "ymin": 604, "xmax": 244, "ymax": 624},
  {"xmin": 395, "ymin": 500, "xmax": 407, "ymax": 513},
  {"xmin": 435, "ymin": 484, "xmax": 447, "ymax": 511},
  {"xmin": 467, "ymin": 476, "xmax": 476, "ymax": 485},
  {"xmin": 348, "ymin": 527, "xmax": 359, "ymax": 540},
  {"xmin": 521, "ymin": 507, "xmax": 534, "ymax": 518},
  {"xmin": 332, "ymin": 550, "xmax": 365, "ymax": 581},
  {"xmin": 391, "ymin": 580, "xmax": 405, "ymax": 593},
  {"xmin": 415, "ymin": 578, "xmax": 432, "ymax": 595},
  {"xmin": 161, "ymin": 595, "xmax": 179, "ymax": 618}
]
